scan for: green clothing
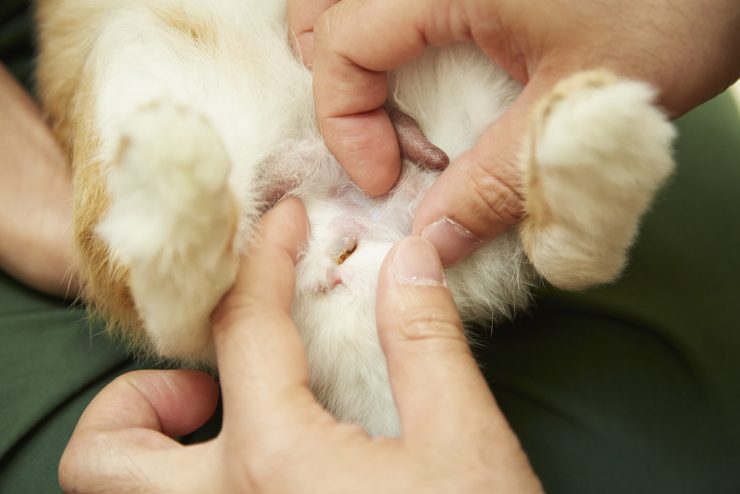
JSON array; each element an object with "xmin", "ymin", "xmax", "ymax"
[
  {"xmin": 0, "ymin": 0, "xmax": 34, "ymax": 92},
  {"xmin": 2, "ymin": 2, "xmax": 739, "ymax": 492}
]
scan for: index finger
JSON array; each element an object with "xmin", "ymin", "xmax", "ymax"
[
  {"xmin": 210, "ymin": 198, "xmax": 312, "ymax": 418},
  {"xmin": 312, "ymin": 0, "xmax": 473, "ymax": 196}
]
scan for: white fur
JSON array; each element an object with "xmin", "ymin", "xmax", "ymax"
[
  {"xmin": 96, "ymin": 103, "xmax": 237, "ymax": 359},
  {"xmin": 64, "ymin": 0, "xmax": 674, "ymax": 435},
  {"xmin": 524, "ymin": 77, "xmax": 676, "ymax": 289}
]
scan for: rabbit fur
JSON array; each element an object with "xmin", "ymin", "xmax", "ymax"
[{"xmin": 35, "ymin": 0, "xmax": 675, "ymax": 435}]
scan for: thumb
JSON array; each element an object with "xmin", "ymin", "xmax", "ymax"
[
  {"xmin": 412, "ymin": 73, "xmax": 556, "ymax": 265},
  {"xmin": 376, "ymin": 236, "xmax": 503, "ymax": 442},
  {"xmin": 73, "ymin": 370, "xmax": 219, "ymax": 437},
  {"xmin": 59, "ymin": 370, "xmax": 218, "ymax": 493}
]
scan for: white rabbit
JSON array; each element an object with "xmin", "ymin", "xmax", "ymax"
[{"xmin": 35, "ymin": 0, "xmax": 675, "ymax": 435}]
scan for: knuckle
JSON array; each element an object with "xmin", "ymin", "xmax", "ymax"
[
  {"xmin": 313, "ymin": 4, "xmax": 350, "ymax": 56},
  {"xmin": 209, "ymin": 291, "xmax": 259, "ymax": 337},
  {"xmin": 312, "ymin": 10, "xmax": 332, "ymax": 47},
  {"xmin": 399, "ymin": 306, "xmax": 467, "ymax": 344},
  {"xmin": 58, "ymin": 433, "xmax": 109, "ymax": 494},
  {"xmin": 468, "ymin": 158, "xmax": 524, "ymax": 228}
]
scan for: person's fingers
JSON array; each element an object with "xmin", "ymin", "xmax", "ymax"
[
  {"xmin": 412, "ymin": 73, "xmax": 558, "ymax": 265},
  {"xmin": 210, "ymin": 198, "xmax": 319, "ymax": 423},
  {"xmin": 59, "ymin": 370, "xmax": 218, "ymax": 493},
  {"xmin": 73, "ymin": 370, "xmax": 218, "ymax": 437},
  {"xmin": 376, "ymin": 236, "xmax": 510, "ymax": 443},
  {"xmin": 287, "ymin": 0, "xmax": 340, "ymax": 67},
  {"xmin": 312, "ymin": 0, "xmax": 473, "ymax": 196}
]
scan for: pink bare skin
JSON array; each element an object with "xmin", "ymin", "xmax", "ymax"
[{"xmin": 291, "ymin": 0, "xmax": 740, "ymax": 265}]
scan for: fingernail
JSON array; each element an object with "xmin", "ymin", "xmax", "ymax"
[
  {"xmin": 421, "ymin": 217, "xmax": 482, "ymax": 266},
  {"xmin": 392, "ymin": 237, "xmax": 446, "ymax": 287}
]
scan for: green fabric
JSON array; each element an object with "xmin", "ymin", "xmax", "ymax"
[
  {"xmin": 0, "ymin": 273, "xmax": 137, "ymax": 493},
  {"xmin": 1, "ymin": 4, "xmax": 739, "ymax": 492},
  {"xmin": 0, "ymin": 0, "xmax": 34, "ymax": 92}
]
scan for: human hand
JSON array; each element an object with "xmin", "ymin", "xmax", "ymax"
[
  {"xmin": 287, "ymin": 0, "xmax": 339, "ymax": 67},
  {"xmin": 288, "ymin": 0, "xmax": 452, "ymax": 173},
  {"xmin": 59, "ymin": 198, "xmax": 542, "ymax": 493},
  {"xmin": 306, "ymin": 0, "xmax": 740, "ymax": 265}
]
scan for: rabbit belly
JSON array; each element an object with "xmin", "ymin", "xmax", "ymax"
[{"xmin": 287, "ymin": 153, "xmax": 531, "ymax": 434}]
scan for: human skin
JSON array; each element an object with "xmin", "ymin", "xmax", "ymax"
[
  {"xmin": 0, "ymin": 65, "xmax": 78, "ymax": 297},
  {"xmin": 58, "ymin": 198, "xmax": 543, "ymax": 493},
  {"xmin": 291, "ymin": 0, "xmax": 740, "ymax": 265}
]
